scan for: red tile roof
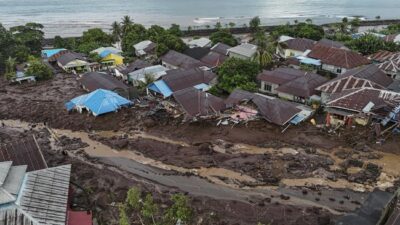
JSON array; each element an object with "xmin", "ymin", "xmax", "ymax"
[
  {"xmin": 67, "ymin": 210, "xmax": 93, "ymax": 225},
  {"xmin": 308, "ymin": 44, "xmax": 370, "ymax": 69},
  {"xmin": 281, "ymin": 38, "xmax": 316, "ymax": 52},
  {"xmin": 316, "ymin": 64, "xmax": 393, "ymax": 94}
]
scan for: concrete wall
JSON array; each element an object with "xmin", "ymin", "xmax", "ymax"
[
  {"xmin": 322, "ymin": 64, "xmax": 347, "ymax": 75},
  {"xmin": 259, "ymin": 81, "xmax": 279, "ymax": 94},
  {"xmin": 228, "ymin": 52, "xmax": 252, "ymax": 60}
]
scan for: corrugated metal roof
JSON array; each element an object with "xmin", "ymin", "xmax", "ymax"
[
  {"xmin": 147, "ymin": 80, "xmax": 173, "ymax": 97},
  {"xmin": 0, "ymin": 188, "xmax": 15, "ymax": 205},
  {"xmin": 0, "ymin": 207, "xmax": 40, "ymax": 225},
  {"xmin": 227, "ymin": 43, "xmax": 257, "ymax": 58},
  {"xmin": 2, "ymin": 165, "xmax": 27, "ymax": 196},
  {"xmin": 257, "ymin": 68, "xmax": 307, "ymax": 85},
  {"xmin": 0, "ymin": 162, "xmax": 12, "ymax": 186},
  {"xmin": 161, "ymin": 50, "xmax": 207, "ymax": 70},
  {"xmin": 275, "ymin": 72, "xmax": 328, "ymax": 98},
  {"xmin": 281, "ymin": 38, "xmax": 316, "ymax": 52},
  {"xmin": 162, "ymin": 68, "xmax": 216, "ymax": 92},
  {"xmin": 18, "ymin": 164, "xmax": 71, "ymax": 225}
]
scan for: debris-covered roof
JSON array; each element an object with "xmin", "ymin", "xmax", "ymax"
[
  {"xmin": 316, "ymin": 64, "xmax": 393, "ymax": 94},
  {"xmin": 275, "ymin": 72, "xmax": 329, "ymax": 98},
  {"xmin": 80, "ymin": 72, "xmax": 129, "ymax": 92},
  {"xmin": 257, "ymin": 68, "xmax": 308, "ymax": 85},
  {"xmin": 0, "ymin": 136, "xmax": 47, "ymax": 172},
  {"xmin": 162, "ymin": 68, "xmax": 216, "ymax": 92},
  {"xmin": 281, "ymin": 38, "xmax": 316, "ymax": 52},
  {"xmin": 308, "ymin": 44, "xmax": 370, "ymax": 69},
  {"xmin": 173, "ymin": 87, "xmax": 226, "ymax": 118},
  {"xmin": 161, "ymin": 50, "xmax": 207, "ymax": 69}
]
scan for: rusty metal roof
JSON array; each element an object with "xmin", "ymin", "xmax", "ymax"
[
  {"xmin": 161, "ymin": 50, "xmax": 207, "ymax": 69},
  {"xmin": 162, "ymin": 68, "xmax": 216, "ymax": 92},
  {"xmin": 200, "ymin": 51, "xmax": 228, "ymax": 68},
  {"xmin": 308, "ymin": 44, "xmax": 370, "ymax": 69},
  {"xmin": 80, "ymin": 72, "xmax": 129, "ymax": 93},
  {"xmin": 257, "ymin": 68, "xmax": 305, "ymax": 85},
  {"xmin": 281, "ymin": 38, "xmax": 316, "ymax": 52},
  {"xmin": 368, "ymin": 50, "xmax": 399, "ymax": 63}
]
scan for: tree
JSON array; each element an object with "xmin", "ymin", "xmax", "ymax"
[
  {"xmin": 229, "ymin": 22, "xmax": 236, "ymax": 29},
  {"xmin": 26, "ymin": 57, "xmax": 53, "ymax": 80},
  {"xmin": 346, "ymin": 34, "xmax": 400, "ymax": 55},
  {"xmin": 253, "ymin": 30, "xmax": 273, "ymax": 68},
  {"xmin": 53, "ymin": 35, "xmax": 66, "ymax": 48},
  {"xmin": 141, "ymin": 194, "xmax": 158, "ymax": 225},
  {"xmin": 168, "ymin": 24, "xmax": 182, "ymax": 37},
  {"xmin": 118, "ymin": 204, "xmax": 130, "ymax": 225},
  {"xmin": 214, "ymin": 22, "xmax": 222, "ymax": 30},
  {"xmin": 305, "ymin": 18, "xmax": 313, "ymax": 24},
  {"xmin": 10, "ymin": 23, "xmax": 44, "ymax": 56},
  {"xmin": 121, "ymin": 15, "xmax": 133, "ymax": 34},
  {"xmin": 350, "ymin": 18, "xmax": 361, "ymax": 32},
  {"xmin": 121, "ymin": 23, "xmax": 148, "ymax": 53},
  {"xmin": 210, "ymin": 29, "xmax": 237, "ymax": 46},
  {"xmin": 4, "ymin": 57, "xmax": 17, "ymax": 80},
  {"xmin": 126, "ymin": 187, "xmax": 142, "ymax": 210},
  {"xmin": 111, "ymin": 21, "xmax": 122, "ymax": 43},
  {"xmin": 376, "ymin": 15, "xmax": 381, "ymax": 20},
  {"xmin": 215, "ymin": 57, "xmax": 260, "ymax": 93},
  {"xmin": 249, "ymin": 16, "xmax": 261, "ymax": 33},
  {"xmin": 163, "ymin": 194, "xmax": 193, "ymax": 225}
]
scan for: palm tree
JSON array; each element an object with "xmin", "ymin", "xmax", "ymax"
[
  {"xmin": 253, "ymin": 30, "xmax": 273, "ymax": 68},
  {"xmin": 121, "ymin": 15, "xmax": 133, "ymax": 34},
  {"xmin": 111, "ymin": 21, "xmax": 121, "ymax": 48}
]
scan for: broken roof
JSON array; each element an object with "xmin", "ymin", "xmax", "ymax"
[
  {"xmin": 0, "ymin": 136, "xmax": 47, "ymax": 172},
  {"xmin": 161, "ymin": 50, "xmax": 207, "ymax": 70},
  {"xmin": 173, "ymin": 87, "xmax": 226, "ymax": 118},
  {"xmin": 326, "ymin": 88, "xmax": 400, "ymax": 113},
  {"xmin": 57, "ymin": 52, "xmax": 87, "ymax": 66},
  {"xmin": 225, "ymin": 90, "xmax": 301, "ymax": 126},
  {"xmin": 275, "ymin": 72, "xmax": 329, "ymax": 98},
  {"xmin": 115, "ymin": 59, "xmax": 152, "ymax": 75},
  {"xmin": 308, "ymin": 44, "xmax": 370, "ymax": 69},
  {"xmin": 162, "ymin": 68, "xmax": 216, "ymax": 92},
  {"xmin": 316, "ymin": 64, "xmax": 394, "ymax": 94},
  {"xmin": 378, "ymin": 54, "xmax": 400, "ymax": 74},
  {"xmin": 211, "ymin": 42, "xmax": 232, "ymax": 55},
  {"xmin": 368, "ymin": 50, "xmax": 399, "ymax": 63},
  {"xmin": 257, "ymin": 68, "xmax": 307, "ymax": 85},
  {"xmin": 281, "ymin": 38, "xmax": 316, "ymax": 52},
  {"xmin": 80, "ymin": 72, "xmax": 129, "ymax": 92}
]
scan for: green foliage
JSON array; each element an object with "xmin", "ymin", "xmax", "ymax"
[
  {"xmin": 77, "ymin": 28, "xmax": 112, "ymax": 54},
  {"xmin": 126, "ymin": 187, "xmax": 142, "ymax": 210},
  {"xmin": 10, "ymin": 23, "xmax": 44, "ymax": 55},
  {"xmin": 249, "ymin": 16, "xmax": 261, "ymax": 33},
  {"xmin": 88, "ymin": 52, "xmax": 102, "ymax": 63},
  {"xmin": 168, "ymin": 24, "xmax": 182, "ymax": 37},
  {"xmin": 121, "ymin": 23, "xmax": 148, "ymax": 54},
  {"xmin": 26, "ymin": 57, "xmax": 53, "ymax": 80},
  {"xmin": 163, "ymin": 194, "xmax": 193, "ymax": 225},
  {"xmin": 253, "ymin": 30, "xmax": 273, "ymax": 68},
  {"xmin": 346, "ymin": 34, "xmax": 400, "ymax": 55},
  {"xmin": 111, "ymin": 21, "xmax": 122, "ymax": 42},
  {"xmin": 215, "ymin": 57, "xmax": 260, "ymax": 93},
  {"xmin": 141, "ymin": 194, "xmax": 158, "ymax": 223},
  {"xmin": 118, "ymin": 204, "xmax": 130, "ymax": 225},
  {"xmin": 210, "ymin": 29, "xmax": 238, "ymax": 46},
  {"xmin": 271, "ymin": 22, "xmax": 324, "ymax": 41},
  {"xmin": 4, "ymin": 57, "xmax": 17, "ymax": 80},
  {"xmin": 381, "ymin": 23, "xmax": 400, "ymax": 35}
]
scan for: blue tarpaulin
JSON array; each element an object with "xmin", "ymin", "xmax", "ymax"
[
  {"xmin": 41, "ymin": 48, "xmax": 66, "ymax": 58},
  {"xmin": 99, "ymin": 50, "xmax": 112, "ymax": 58},
  {"xmin": 194, "ymin": 83, "xmax": 210, "ymax": 91},
  {"xmin": 65, "ymin": 89, "xmax": 132, "ymax": 116},
  {"xmin": 296, "ymin": 56, "xmax": 321, "ymax": 66},
  {"xmin": 148, "ymin": 80, "xmax": 173, "ymax": 98}
]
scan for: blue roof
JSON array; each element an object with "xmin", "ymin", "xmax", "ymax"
[
  {"xmin": 41, "ymin": 49, "xmax": 66, "ymax": 58},
  {"xmin": 296, "ymin": 56, "xmax": 321, "ymax": 66},
  {"xmin": 99, "ymin": 50, "xmax": 113, "ymax": 58},
  {"xmin": 148, "ymin": 80, "xmax": 173, "ymax": 98},
  {"xmin": 193, "ymin": 83, "xmax": 210, "ymax": 91},
  {"xmin": 66, "ymin": 89, "xmax": 132, "ymax": 116}
]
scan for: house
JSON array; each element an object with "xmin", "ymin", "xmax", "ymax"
[
  {"xmin": 307, "ymin": 44, "xmax": 371, "ymax": 75},
  {"xmin": 41, "ymin": 48, "xmax": 67, "ymax": 58},
  {"xmin": 147, "ymin": 68, "xmax": 217, "ymax": 98},
  {"xmin": 91, "ymin": 47, "xmax": 124, "ymax": 67},
  {"xmin": 225, "ymin": 90, "xmax": 309, "ymax": 126},
  {"xmin": 66, "ymin": 89, "xmax": 132, "ymax": 116},
  {"xmin": 384, "ymin": 34, "xmax": 400, "ymax": 44},
  {"xmin": 172, "ymin": 87, "xmax": 226, "ymax": 120},
  {"xmin": 114, "ymin": 59, "xmax": 152, "ymax": 80},
  {"xmin": 257, "ymin": 68, "xmax": 327, "ymax": 103},
  {"xmin": 79, "ymin": 71, "xmax": 131, "ymax": 98},
  {"xmin": 161, "ymin": 50, "xmax": 207, "ymax": 70},
  {"xmin": 227, "ymin": 43, "xmax": 258, "ymax": 60},
  {"xmin": 0, "ymin": 161, "xmax": 71, "ymax": 225},
  {"xmin": 276, "ymin": 38, "xmax": 316, "ymax": 59},
  {"xmin": 317, "ymin": 38, "xmax": 348, "ymax": 50},
  {"xmin": 47, "ymin": 49, "xmax": 73, "ymax": 63},
  {"xmin": 325, "ymin": 88, "xmax": 400, "ymax": 126},
  {"xmin": 128, "ymin": 65, "xmax": 169, "ymax": 86},
  {"xmin": 316, "ymin": 64, "xmax": 394, "ymax": 103},
  {"xmin": 57, "ymin": 52, "xmax": 93, "ymax": 73},
  {"xmin": 377, "ymin": 53, "xmax": 400, "ymax": 80},
  {"xmin": 368, "ymin": 50, "xmax": 399, "ymax": 63},
  {"xmin": 183, "ymin": 47, "xmax": 210, "ymax": 60},
  {"xmin": 134, "ymin": 40, "xmax": 157, "ymax": 57},
  {"xmin": 10, "ymin": 63, "xmax": 36, "ymax": 84},
  {"xmin": 200, "ymin": 43, "xmax": 231, "ymax": 69},
  {"xmin": 187, "ymin": 37, "xmax": 212, "ymax": 48}
]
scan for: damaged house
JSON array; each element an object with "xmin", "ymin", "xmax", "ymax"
[
  {"xmin": 200, "ymin": 42, "xmax": 231, "ymax": 69},
  {"xmin": 316, "ymin": 64, "xmax": 395, "ymax": 104},
  {"xmin": 225, "ymin": 90, "xmax": 312, "ymax": 126},
  {"xmin": 114, "ymin": 59, "xmax": 152, "ymax": 80},
  {"xmin": 257, "ymin": 68, "xmax": 328, "ymax": 104},
  {"xmin": 325, "ymin": 88, "xmax": 400, "ymax": 126},
  {"xmin": 276, "ymin": 37, "xmax": 316, "ymax": 59},
  {"xmin": 147, "ymin": 68, "xmax": 217, "ymax": 98}
]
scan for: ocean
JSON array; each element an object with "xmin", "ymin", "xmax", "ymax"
[{"xmin": 0, "ymin": 0, "xmax": 399, "ymax": 37}]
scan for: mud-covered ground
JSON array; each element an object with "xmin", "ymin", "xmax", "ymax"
[{"xmin": 0, "ymin": 73, "xmax": 399, "ymax": 225}]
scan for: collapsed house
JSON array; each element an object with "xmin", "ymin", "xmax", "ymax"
[
  {"xmin": 325, "ymin": 88, "xmax": 400, "ymax": 126},
  {"xmin": 316, "ymin": 64, "xmax": 395, "ymax": 103},
  {"xmin": 200, "ymin": 42, "xmax": 231, "ymax": 69},
  {"xmin": 65, "ymin": 89, "xmax": 133, "ymax": 116},
  {"xmin": 225, "ymin": 89, "xmax": 313, "ymax": 126},
  {"xmin": 147, "ymin": 68, "xmax": 217, "ymax": 98},
  {"xmin": 56, "ymin": 52, "xmax": 95, "ymax": 74},
  {"xmin": 134, "ymin": 40, "xmax": 157, "ymax": 57},
  {"xmin": 114, "ymin": 59, "xmax": 152, "ymax": 80},
  {"xmin": 276, "ymin": 37, "xmax": 316, "ymax": 59},
  {"xmin": 127, "ymin": 65, "xmax": 169, "ymax": 86}
]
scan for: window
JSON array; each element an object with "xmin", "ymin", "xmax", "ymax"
[
  {"xmin": 265, "ymin": 84, "xmax": 272, "ymax": 92},
  {"xmin": 336, "ymin": 67, "xmax": 342, "ymax": 73}
]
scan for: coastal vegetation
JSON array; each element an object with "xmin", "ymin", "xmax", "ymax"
[{"xmin": 209, "ymin": 29, "xmax": 237, "ymax": 46}]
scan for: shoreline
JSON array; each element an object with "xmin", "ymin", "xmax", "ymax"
[{"xmin": 42, "ymin": 18, "xmax": 400, "ymax": 46}]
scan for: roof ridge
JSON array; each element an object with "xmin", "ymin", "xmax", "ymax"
[{"xmin": 327, "ymin": 88, "xmax": 366, "ymax": 105}]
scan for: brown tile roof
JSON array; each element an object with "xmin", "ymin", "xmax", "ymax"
[
  {"xmin": 161, "ymin": 50, "xmax": 207, "ymax": 69},
  {"xmin": 327, "ymin": 88, "xmax": 400, "ymax": 113},
  {"xmin": 173, "ymin": 87, "xmax": 226, "ymax": 118},
  {"xmin": 275, "ymin": 73, "xmax": 329, "ymax": 98},
  {"xmin": 200, "ymin": 52, "xmax": 228, "ymax": 68},
  {"xmin": 225, "ymin": 89, "xmax": 301, "ymax": 126},
  {"xmin": 80, "ymin": 72, "xmax": 129, "ymax": 92},
  {"xmin": 281, "ymin": 38, "xmax": 316, "ymax": 52},
  {"xmin": 316, "ymin": 64, "xmax": 393, "ymax": 94},
  {"xmin": 368, "ymin": 50, "xmax": 399, "ymax": 63},
  {"xmin": 308, "ymin": 44, "xmax": 370, "ymax": 69},
  {"xmin": 257, "ymin": 68, "xmax": 305, "ymax": 85},
  {"xmin": 162, "ymin": 68, "xmax": 216, "ymax": 92}
]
